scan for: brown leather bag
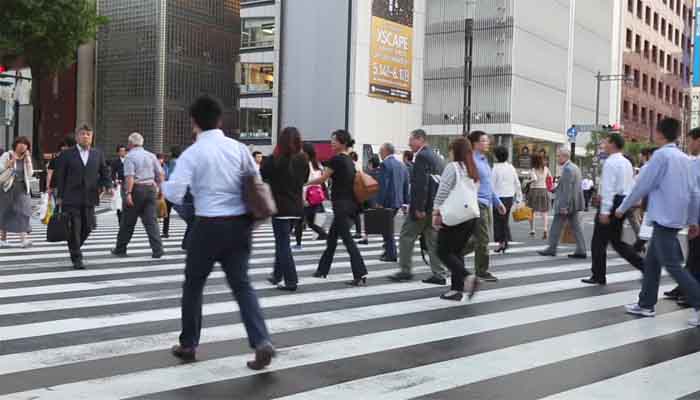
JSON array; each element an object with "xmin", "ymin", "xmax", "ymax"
[
  {"xmin": 244, "ymin": 174, "xmax": 277, "ymax": 220},
  {"xmin": 353, "ymin": 170, "xmax": 379, "ymax": 204}
]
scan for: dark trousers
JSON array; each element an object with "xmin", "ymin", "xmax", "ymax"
[
  {"xmin": 116, "ymin": 210, "xmax": 122, "ymax": 225},
  {"xmin": 272, "ymin": 218, "xmax": 298, "ymax": 286},
  {"xmin": 590, "ymin": 196, "xmax": 644, "ymax": 281},
  {"xmin": 180, "ymin": 216, "xmax": 270, "ymax": 349},
  {"xmin": 493, "ymin": 197, "xmax": 513, "ymax": 243},
  {"xmin": 294, "ymin": 206, "xmax": 327, "ymax": 246},
  {"xmin": 382, "ymin": 209, "xmax": 399, "ymax": 259},
  {"xmin": 354, "ymin": 213, "xmax": 362, "ymax": 236},
  {"xmin": 687, "ymin": 236, "xmax": 700, "ymax": 282},
  {"xmin": 65, "ymin": 205, "xmax": 95, "ymax": 262},
  {"xmin": 317, "ymin": 202, "xmax": 367, "ymax": 279},
  {"xmin": 115, "ymin": 185, "xmax": 163, "ymax": 254},
  {"xmin": 438, "ymin": 219, "xmax": 477, "ymax": 291},
  {"xmin": 639, "ymin": 224, "xmax": 700, "ymax": 310},
  {"xmin": 162, "ymin": 200, "xmax": 173, "ymax": 236},
  {"xmin": 584, "ymin": 189, "xmax": 594, "ymax": 210}
]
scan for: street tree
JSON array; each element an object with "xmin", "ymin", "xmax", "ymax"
[{"xmin": 0, "ymin": 0, "xmax": 106, "ymax": 159}]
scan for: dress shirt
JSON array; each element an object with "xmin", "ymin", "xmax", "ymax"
[
  {"xmin": 77, "ymin": 144, "xmax": 90, "ymax": 166},
  {"xmin": 123, "ymin": 146, "xmax": 163, "ymax": 185},
  {"xmin": 473, "ymin": 151, "xmax": 503, "ymax": 208},
  {"xmin": 599, "ymin": 152, "xmax": 635, "ymax": 215},
  {"xmin": 618, "ymin": 143, "xmax": 699, "ymax": 229},
  {"xmin": 162, "ymin": 129, "xmax": 258, "ymax": 217},
  {"xmin": 492, "ymin": 162, "xmax": 522, "ymax": 200}
]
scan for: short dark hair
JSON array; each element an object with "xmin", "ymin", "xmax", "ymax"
[
  {"xmin": 252, "ymin": 151, "xmax": 262, "ymax": 157},
  {"xmin": 60, "ymin": 136, "xmax": 77, "ymax": 150},
  {"xmin": 13, "ymin": 136, "xmax": 31, "ymax": 151},
  {"xmin": 689, "ymin": 128, "xmax": 700, "ymax": 140},
  {"xmin": 115, "ymin": 144, "xmax": 126, "ymax": 152},
  {"xmin": 76, "ymin": 123, "xmax": 93, "ymax": 134},
  {"xmin": 494, "ymin": 146, "xmax": 509, "ymax": 163},
  {"xmin": 410, "ymin": 129, "xmax": 427, "ymax": 141},
  {"xmin": 189, "ymin": 95, "xmax": 223, "ymax": 131},
  {"xmin": 331, "ymin": 129, "xmax": 355, "ymax": 148},
  {"xmin": 656, "ymin": 117, "xmax": 680, "ymax": 142},
  {"xmin": 468, "ymin": 130, "xmax": 487, "ymax": 145},
  {"xmin": 606, "ymin": 133, "xmax": 625, "ymax": 150},
  {"xmin": 170, "ymin": 145, "xmax": 182, "ymax": 158},
  {"xmin": 641, "ymin": 147, "xmax": 657, "ymax": 157},
  {"xmin": 369, "ymin": 154, "xmax": 381, "ymax": 169},
  {"xmin": 403, "ymin": 150, "xmax": 413, "ymax": 162}
]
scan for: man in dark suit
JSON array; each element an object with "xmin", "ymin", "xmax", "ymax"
[
  {"xmin": 54, "ymin": 124, "xmax": 113, "ymax": 269},
  {"xmin": 110, "ymin": 144, "xmax": 127, "ymax": 223},
  {"xmin": 390, "ymin": 129, "xmax": 447, "ymax": 284},
  {"xmin": 376, "ymin": 142, "xmax": 410, "ymax": 262}
]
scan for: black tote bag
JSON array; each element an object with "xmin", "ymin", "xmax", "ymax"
[{"xmin": 46, "ymin": 207, "xmax": 70, "ymax": 243}]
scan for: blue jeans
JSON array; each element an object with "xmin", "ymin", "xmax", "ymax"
[
  {"xmin": 639, "ymin": 224, "xmax": 700, "ymax": 310},
  {"xmin": 179, "ymin": 216, "xmax": 270, "ymax": 349},
  {"xmin": 272, "ymin": 218, "xmax": 298, "ymax": 286}
]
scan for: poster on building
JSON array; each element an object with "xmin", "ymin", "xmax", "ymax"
[{"xmin": 369, "ymin": 0, "xmax": 413, "ymax": 103}]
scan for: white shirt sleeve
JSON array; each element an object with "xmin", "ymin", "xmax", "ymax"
[{"xmin": 599, "ymin": 159, "xmax": 617, "ymax": 215}]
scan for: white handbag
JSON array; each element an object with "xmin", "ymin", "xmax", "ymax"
[
  {"xmin": 439, "ymin": 162, "xmax": 480, "ymax": 226},
  {"xmin": 111, "ymin": 184, "xmax": 123, "ymax": 212}
]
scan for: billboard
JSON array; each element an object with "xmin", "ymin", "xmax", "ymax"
[
  {"xmin": 369, "ymin": 0, "xmax": 414, "ymax": 103},
  {"xmin": 695, "ymin": 5, "xmax": 700, "ymax": 87}
]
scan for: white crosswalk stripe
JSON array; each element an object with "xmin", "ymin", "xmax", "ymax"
[{"xmin": 0, "ymin": 212, "xmax": 698, "ymax": 399}]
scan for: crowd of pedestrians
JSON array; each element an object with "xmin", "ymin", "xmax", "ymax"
[{"xmin": 6, "ymin": 91, "xmax": 700, "ymax": 371}]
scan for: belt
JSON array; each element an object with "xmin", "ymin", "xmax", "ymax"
[
  {"xmin": 134, "ymin": 182, "xmax": 156, "ymax": 187},
  {"xmin": 197, "ymin": 215, "xmax": 246, "ymax": 221}
]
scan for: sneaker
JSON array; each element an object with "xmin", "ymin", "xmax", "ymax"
[
  {"xmin": 477, "ymin": 272, "xmax": 498, "ymax": 282},
  {"xmin": 21, "ymin": 239, "xmax": 32, "ymax": 249},
  {"xmin": 624, "ymin": 303, "xmax": 656, "ymax": 317},
  {"xmin": 247, "ymin": 342, "xmax": 276, "ymax": 370},
  {"xmin": 688, "ymin": 310, "xmax": 700, "ymax": 327},
  {"xmin": 440, "ymin": 290, "xmax": 464, "ymax": 301}
]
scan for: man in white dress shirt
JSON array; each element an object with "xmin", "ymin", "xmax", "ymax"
[
  {"xmin": 162, "ymin": 96, "xmax": 274, "ymax": 370},
  {"xmin": 582, "ymin": 133, "xmax": 644, "ymax": 285}
]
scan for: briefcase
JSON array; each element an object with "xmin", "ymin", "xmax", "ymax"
[
  {"xmin": 46, "ymin": 209, "xmax": 70, "ymax": 243},
  {"xmin": 364, "ymin": 208, "xmax": 394, "ymax": 236}
]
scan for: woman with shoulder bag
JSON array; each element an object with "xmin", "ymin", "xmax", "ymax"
[
  {"xmin": 0, "ymin": 136, "xmax": 34, "ymax": 248},
  {"xmin": 307, "ymin": 130, "xmax": 368, "ymax": 286},
  {"xmin": 260, "ymin": 127, "xmax": 310, "ymax": 292},
  {"xmin": 432, "ymin": 137, "xmax": 481, "ymax": 301},
  {"xmin": 491, "ymin": 146, "xmax": 523, "ymax": 254},
  {"xmin": 293, "ymin": 143, "xmax": 328, "ymax": 249}
]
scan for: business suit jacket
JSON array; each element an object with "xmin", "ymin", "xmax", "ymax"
[
  {"xmin": 110, "ymin": 158, "xmax": 125, "ymax": 183},
  {"xmin": 409, "ymin": 146, "xmax": 444, "ymax": 217},
  {"xmin": 55, "ymin": 146, "xmax": 112, "ymax": 208},
  {"xmin": 377, "ymin": 155, "xmax": 409, "ymax": 210},
  {"xmin": 554, "ymin": 160, "xmax": 585, "ymax": 213}
]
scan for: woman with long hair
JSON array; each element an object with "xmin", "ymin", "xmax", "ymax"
[
  {"xmin": 293, "ymin": 142, "xmax": 328, "ymax": 248},
  {"xmin": 432, "ymin": 137, "xmax": 480, "ymax": 301},
  {"xmin": 307, "ymin": 130, "xmax": 368, "ymax": 286},
  {"xmin": 527, "ymin": 153, "xmax": 551, "ymax": 239},
  {"xmin": 491, "ymin": 146, "xmax": 522, "ymax": 253},
  {"xmin": 0, "ymin": 136, "xmax": 34, "ymax": 248},
  {"xmin": 260, "ymin": 127, "xmax": 309, "ymax": 291}
]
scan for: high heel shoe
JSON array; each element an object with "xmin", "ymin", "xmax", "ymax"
[
  {"xmin": 346, "ymin": 276, "xmax": 367, "ymax": 286},
  {"xmin": 312, "ymin": 271, "xmax": 327, "ymax": 279}
]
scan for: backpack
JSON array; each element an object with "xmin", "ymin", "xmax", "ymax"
[
  {"xmin": 306, "ymin": 185, "xmax": 326, "ymax": 206},
  {"xmin": 353, "ymin": 170, "xmax": 380, "ymax": 204}
]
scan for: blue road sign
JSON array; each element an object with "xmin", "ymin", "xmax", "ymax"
[{"xmin": 567, "ymin": 126, "xmax": 578, "ymax": 142}]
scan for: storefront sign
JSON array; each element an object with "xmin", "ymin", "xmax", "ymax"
[{"xmin": 369, "ymin": 0, "xmax": 413, "ymax": 103}]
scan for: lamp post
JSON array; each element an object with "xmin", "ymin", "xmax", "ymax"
[{"xmin": 462, "ymin": 18, "xmax": 474, "ymax": 136}]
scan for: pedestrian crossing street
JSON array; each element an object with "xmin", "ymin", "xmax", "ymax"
[{"xmin": 1, "ymin": 213, "xmax": 700, "ymax": 399}]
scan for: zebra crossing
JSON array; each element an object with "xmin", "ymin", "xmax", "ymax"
[{"xmin": 1, "ymin": 212, "xmax": 700, "ymax": 399}]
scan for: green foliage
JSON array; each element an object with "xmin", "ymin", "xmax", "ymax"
[{"xmin": 0, "ymin": 0, "xmax": 107, "ymax": 72}]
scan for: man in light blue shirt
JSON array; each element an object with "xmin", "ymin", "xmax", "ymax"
[
  {"xmin": 616, "ymin": 118, "xmax": 700, "ymax": 326},
  {"xmin": 162, "ymin": 96, "xmax": 275, "ymax": 369},
  {"xmin": 461, "ymin": 131, "xmax": 506, "ymax": 282}
]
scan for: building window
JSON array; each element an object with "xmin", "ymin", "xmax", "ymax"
[
  {"xmin": 661, "ymin": 18, "xmax": 666, "ymax": 35},
  {"xmin": 239, "ymin": 108, "xmax": 272, "ymax": 141},
  {"xmin": 241, "ymin": 18, "xmax": 275, "ymax": 49},
  {"xmin": 660, "ymin": 50, "xmax": 665, "ymax": 67},
  {"xmin": 672, "ymin": 88, "xmax": 677, "ymax": 105},
  {"xmin": 659, "ymin": 81, "xmax": 664, "ymax": 98},
  {"xmin": 673, "ymin": 58, "xmax": 678, "ymax": 75},
  {"xmin": 650, "ymin": 77, "xmax": 656, "ymax": 95},
  {"xmin": 645, "ymin": 6, "xmax": 651, "ymax": 24},
  {"xmin": 637, "ymin": 0, "xmax": 643, "ymax": 18},
  {"xmin": 623, "ymin": 100, "xmax": 630, "ymax": 119},
  {"xmin": 676, "ymin": 0, "xmax": 681, "ymax": 16},
  {"xmin": 240, "ymin": 63, "xmax": 274, "ymax": 94},
  {"xmin": 667, "ymin": 54, "xmax": 672, "ymax": 71},
  {"xmin": 635, "ymin": 34, "xmax": 642, "ymax": 53},
  {"xmin": 626, "ymin": 29, "xmax": 633, "ymax": 48},
  {"xmin": 652, "ymin": 45, "xmax": 658, "ymax": 62},
  {"xmin": 644, "ymin": 40, "xmax": 650, "ymax": 58},
  {"xmin": 675, "ymin": 29, "xmax": 679, "ymax": 46},
  {"xmin": 634, "ymin": 69, "xmax": 640, "ymax": 88},
  {"xmin": 668, "ymin": 24, "xmax": 673, "ymax": 41},
  {"xmin": 683, "ymin": 5, "xmax": 687, "ymax": 21},
  {"xmin": 641, "ymin": 107, "xmax": 647, "ymax": 125},
  {"xmin": 642, "ymin": 73, "xmax": 648, "ymax": 92},
  {"xmin": 653, "ymin": 12, "xmax": 659, "ymax": 30},
  {"xmin": 628, "ymin": 0, "xmax": 634, "ymax": 12},
  {"xmin": 632, "ymin": 104, "xmax": 639, "ymax": 121},
  {"xmin": 624, "ymin": 64, "xmax": 631, "ymax": 78},
  {"xmin": 669, "ymin": 0, "xmax": 673, "ymax": 12},
  {"xmin": 649, "ymin": 109, "xmax": 655, "ymax": 127},
  {"xmin": 666, "ymin": 86, "xmax": 671, "ymax": 103},
  {"xmin": 680, "ymin": 62, "xmax": 684, "ymax": 78}
]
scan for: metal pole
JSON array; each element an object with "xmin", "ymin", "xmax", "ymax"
[
  {"xmin": 594, "ymin": 71, "xmax": 601, "ymax": 126},
  {"xmin": 463, "ymin": 18, "xmax": 473, "ymax": 136},
  {"xmin": 12, "ymin": 100, "xmax": 19, "ymax": 140}
]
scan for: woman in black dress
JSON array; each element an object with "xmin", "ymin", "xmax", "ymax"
[{"xmin": 307, "ymin": 130, "xmax": 368, "ymax": 286}]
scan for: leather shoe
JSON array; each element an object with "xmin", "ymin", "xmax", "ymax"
[
  {"xmin": 379, "ymin": 255, "xmax": 397, "ymax": 262},
  {"xmin": 72, "ymin": 260, "xmax": 86, "ymax": 270},
  {"xmin": 152, "ymin": 251, "xmax": 164, "ymax": 259},
  {"xmin": 581, "ymin": 277, "xmax": 606, "ymax": 285},
  {"xmin": 422, "ymin": 276, "xmax": 447, "ymax": 285},
  {"xmin": 389, "ymin": 272, "xmax": 414, "ymax": 282},
  {"xmin": 171, "ymin": 345, "xmax": 196, "ymax": 362},
  {"xmin": 110, "ymin": 249, "xmax": 127, "ymax": 257},
  {"xmin": 537, "ymin": 250, "xmax": 556, "ymax": 257},
  {"xmin": 247, "ymin": 343, "xmax": 276, "ymax": 370},
  {"xmin": 568, "ymin": 253, "xmax": 587, "ymax": 259}
]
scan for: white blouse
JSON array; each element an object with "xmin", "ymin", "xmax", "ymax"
[{"xmin": 492, "ymin": 162, "xmax": 523, "ymax": 200}]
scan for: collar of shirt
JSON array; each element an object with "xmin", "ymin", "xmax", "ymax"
[{"xmin": 77, "ymin": 144, "xmax": 90, "ymax": 166}]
